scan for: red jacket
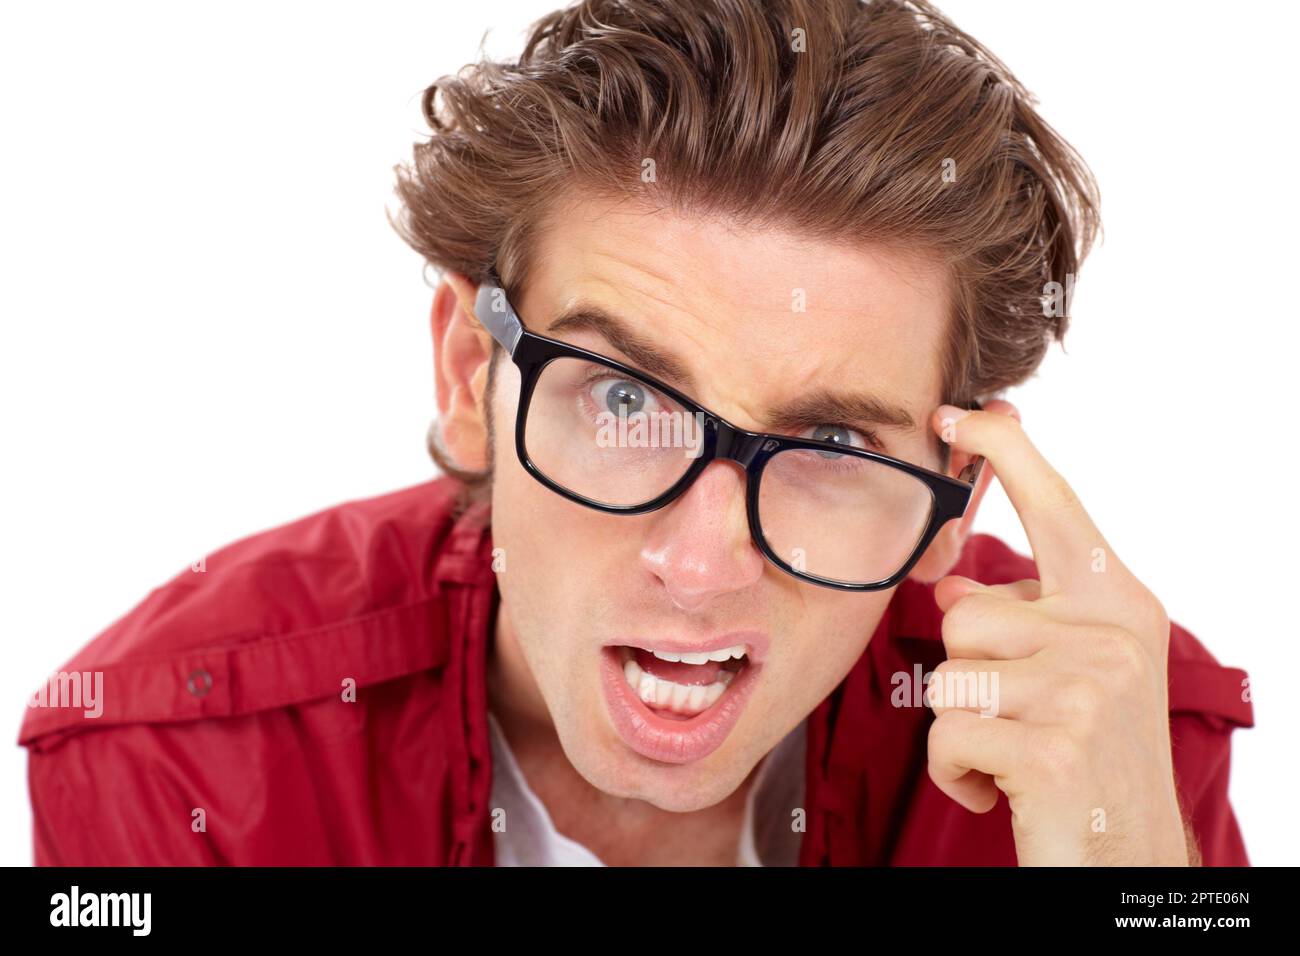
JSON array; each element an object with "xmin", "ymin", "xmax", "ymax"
[{"xmin": 19, "ymin": 477, "xmax": 1254, "ymax": 865}]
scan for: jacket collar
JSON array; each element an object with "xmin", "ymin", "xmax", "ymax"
[{"xmin": 432, "ymin": 499, "xmax": 498, "ymax": 865}]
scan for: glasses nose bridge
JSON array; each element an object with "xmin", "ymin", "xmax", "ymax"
[{"xmin": 709, "ymin": 417, "xmax": 773, "ymax": 471}]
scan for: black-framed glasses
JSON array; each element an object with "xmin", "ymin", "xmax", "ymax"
[{"xmin": 474, "ymin": 282, "xmax": 984, "ymax": 591}]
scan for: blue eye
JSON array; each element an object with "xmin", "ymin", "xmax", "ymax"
[
  {"xmin": 603, "ymin": 380, "xmax": 646, "ymax": 417},
  {"xmin": 806, "ymin": 424, "xmax": 882, "ymax": 458},
  {"xmin": 812, "ymin": 424, "xmax": 851, "ymax": 444}
]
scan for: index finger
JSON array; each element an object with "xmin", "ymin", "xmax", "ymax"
[{"xmin": 933, "ymin": 405, "xmax": 1110, "ymax": 595}]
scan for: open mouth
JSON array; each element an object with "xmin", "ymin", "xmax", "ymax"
[
  {"xmin": 616, "ymin": 644, "xmax": 749, "ymax": 720},
  {"xmin": 598, "ymin": 635, "xmax": 766, "ymax": 764}
]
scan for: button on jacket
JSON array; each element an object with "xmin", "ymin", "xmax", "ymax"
[{"xmin": 18, "ymin": 477, "xmax": 1254, "ymax": 865}]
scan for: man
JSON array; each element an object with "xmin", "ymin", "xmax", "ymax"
[{"xmin": 20, "ymin": 0, "xmax": 1251, "ymax": 866}]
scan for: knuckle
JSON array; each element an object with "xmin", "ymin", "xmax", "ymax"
[
  {"xmin": 940, "ymin": 593, "xmax": 998, "ymax": 650},
  {"xmin": 1006, "ymin": 577, "xmax": 1042, "ymax": 601},
  {"xmin": 1139, "ymin": 592, "xmax": 1171, "ymax": 641},
  {"xmin": 1055, "ymin": 674, "xmax": 1106, "ymax": 728},
  {"xmin": 1029, "ymin": 730, "xmax": 1084, "ymax": 779},
  {"xmin": 927, "ymin": 661, "xmax": 955, "ymax": 708},
  {"xmin": 927, "ymin": 708, "xmax": 963, "ymax": 755},
  {"xmin": 1094, "ymin": 625, "xmax": 1149, "ymax": 680}
]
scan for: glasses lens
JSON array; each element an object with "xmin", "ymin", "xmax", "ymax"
[
  {"xmin": 522, "ymin": 357, "xmax": 706, "ymax": 508},
  {"xmin": 757, "ymin": 445, "xmax": 934, "ymax": 585}
]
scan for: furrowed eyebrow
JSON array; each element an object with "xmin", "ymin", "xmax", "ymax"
[
  {"xmin": 764, "ymin": 388, "xmax": 917, "ymax": 435},
  {"xmin": 545, "ymin": 305, "xmax": 697, "ymax": 390},
  {"xmin": 543, "ymin": 302, "xmax": 917, "ymax": 440}
]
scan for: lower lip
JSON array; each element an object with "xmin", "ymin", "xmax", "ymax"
[{"xmin": 598, "ymin": 645, "xmax": 761, "ymax": 764}]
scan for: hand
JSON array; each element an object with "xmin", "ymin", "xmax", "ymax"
[{"xmin": 924, "ymin": 402, "xmax": 1190, "ymax": 866}]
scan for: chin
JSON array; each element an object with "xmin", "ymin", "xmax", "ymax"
[{"xmin": 573, "ymin": 735, "xmax": 752, "ymax": 813}]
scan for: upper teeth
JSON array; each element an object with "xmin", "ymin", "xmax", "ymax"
[{"xmin": 646, "ymin": 644, "xmax": 747, "ymax": 664}]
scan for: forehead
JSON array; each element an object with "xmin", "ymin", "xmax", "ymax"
[{"xmin": 515, "ymin": 191, "xmax": 952, "ymax": 423}]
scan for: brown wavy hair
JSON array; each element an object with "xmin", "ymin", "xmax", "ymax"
[{"xmin": 390, "ymin": 0, "xmax": 1101, "ymax": 509}]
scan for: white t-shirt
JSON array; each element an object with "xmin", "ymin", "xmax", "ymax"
[{"xmin": 487, "ymin": 710, "xmax": 807, "ymax": 866}]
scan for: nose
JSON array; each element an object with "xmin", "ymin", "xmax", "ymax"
[{"xmin": 638, "ymin": 460, "xmax": 766, "ymax": 611}]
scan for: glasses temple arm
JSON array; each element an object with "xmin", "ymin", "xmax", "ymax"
[
  {"xmin": 474, "ymin": 283, "xmax": 524, "ymax": 355},
  {"xmin": 956, "ymin": 454, "xmax": 985, "ymax": 487}
]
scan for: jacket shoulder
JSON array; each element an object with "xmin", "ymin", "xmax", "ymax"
[
  {"xmin": 20, "ymin": 476, "xmax": 495, "ymax": 864},
  {"xmin": 19, "ymin": 476, "xmax": 485, "ymax": 747}
]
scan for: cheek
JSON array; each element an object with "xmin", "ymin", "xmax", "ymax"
[
  {"xmin": 782, "ymin": 592, "xmax": 893, "ymax": 690},
  {"xmin": 489, "ymin": 377, "xmax": 637, "ymax": 591},
  {"xmin": 489, "ymin": 429, "xmax": 628, "ymax": 646}
]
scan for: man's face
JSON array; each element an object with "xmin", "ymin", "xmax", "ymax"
[{"xmin": 484, "ymin": 192, "xmax": 952, "ymax": 812}]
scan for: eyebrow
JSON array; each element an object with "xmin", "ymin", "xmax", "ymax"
[
  {"xmin": 542, "ymin": 302, "xmax": 918, "ymax": 438},
  {"xmin": 545, "ymin": 305, "xmax": 698, "ymax": 390},
  {"xmin": 765, "ymin": 389, "xmax": 917, "ymax": 435}
]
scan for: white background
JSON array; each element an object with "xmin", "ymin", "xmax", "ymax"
[{"xmin": 2, "ymin": 1, "xmax": 1296, "ymax": 865}]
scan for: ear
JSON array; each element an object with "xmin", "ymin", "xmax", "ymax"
[
  {"xmin": 431, "ymin": 272, "xmax": 495, "ymax": 473},
  {"xmin": 905, "ymin": 398, "xmax": 1019, "ymax": 584}
]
